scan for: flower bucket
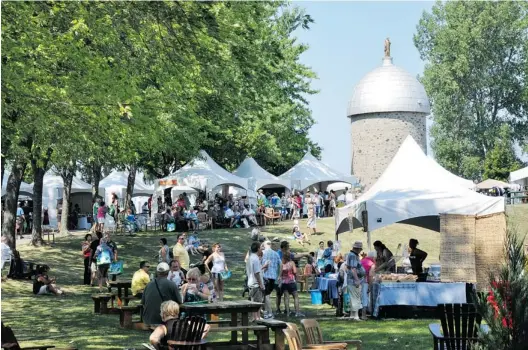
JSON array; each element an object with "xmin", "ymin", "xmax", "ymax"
[{"xmin": 309, "ymin": 289, "xmax": 322, "ymax": 305}]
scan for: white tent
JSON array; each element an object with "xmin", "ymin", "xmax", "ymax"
[
  {"xmin": 100, "ymin": 171, "xmax": 153, "ymax": 200},
  {"xmin": 100, "ymin": 170, "xmax": 155, "ymax": 214},
  {"xmin": 335, "ymin": 136, "xmax": 504, "ymax": 242},
  {"xmin": 424, "ymin": 157, "xmax": 476, "ymax": 190},
  {"xmin": 1, "ymin": 172, "xmax": 34, "ymax": 198},
  {"xmin": 279, "ymin": 151, "xmax": 357, "ymax": 191},
  {"xmin": 476, "ymin": 179, "xmax": 511, "ymax": 190},
  {"xmin": 156, "ymin": 150, "xmax": 248, "ymax": 192},
  {"xmin": 42, "ymin": 171, "xmax": 105, "ymax": 227},
  {"xmin": 233, "ymin": 157, "xmax": 290, "ymax": 191},
  {"xmin": 510, "ymin": 166, "xmax": 528, "ymax": 188}
]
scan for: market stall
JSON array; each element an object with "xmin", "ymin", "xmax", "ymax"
[{"xmin": 370, "ymin": 274, "xmax": 468, "ymax": 318}]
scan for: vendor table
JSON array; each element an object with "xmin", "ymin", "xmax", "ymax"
[
  {"xmin": 315, "ymin": 277, "xmax": 339, "ymax": 305},
  {"xmin": 372, "ymin": 282, "xmax": 467, "ymax": 317},
  {"xmin": 180, "ymin": 300, "xmax": 263, "ymax": 345}
]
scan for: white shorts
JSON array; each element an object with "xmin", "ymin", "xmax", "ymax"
[
  {"xmin": 38, "ymin": 285, "xmax": 50, "ymax": 295},
  {"xmin": 97, "ymin": 218, "xmax": 105, "ymax": 224},
  {"xmin": 91, "ymin": 262, "xmax": 97, "ymax": 271}
]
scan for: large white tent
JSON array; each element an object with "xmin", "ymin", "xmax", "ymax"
[
  {"xmin": 100, "ymin": 171, "xmax": 153, "ymax": 200},
  {"xmin": 1, "ymin": 172, "xmax": 34, "ymax": 198},
  {"xmin": 156, "ymin": 150, "xmax": 248, "ymax": 192},
  {"xmin": 42, "ymin": 171, "xmax": 105, "ymax": 227},
  {"xmin": 335, "ymin": 136, "xmax": 505, "ymax": 244},
  {"xmin": 100, "ymin": 170, "xmax": 154, "ymax": 214},
  {"xmin": 510, "ymin": 166, "xmax": 528, "ymax": 188},
  {"xmin": 233, "ymin": 157, "xmax": 290, "ymax": 191},
  {"xmin": 424, "ymin": 157, "xmax": 476, "ymax": 190},
  {"xmin": 279, "ymin": 151, "xmax": 357, "ymax": 191}
]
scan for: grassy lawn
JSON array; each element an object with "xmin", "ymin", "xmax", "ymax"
[{"xmin": 2, "ymin": 205, "xmax": 526, "ymax": 349}]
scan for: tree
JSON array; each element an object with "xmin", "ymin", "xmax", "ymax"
[
  {"xmin": 483, "ymin": 125, "xmax": 522, "ymax": 181},
  {"xmin": 414, "ymin": 1, "xmax": 528, "ymax": 180}
]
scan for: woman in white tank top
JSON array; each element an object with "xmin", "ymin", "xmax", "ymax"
[{"xmin": 204, "ymin": 243, "xmax": 228, "ymax": 301}]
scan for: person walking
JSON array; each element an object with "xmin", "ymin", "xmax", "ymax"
[
  {"xmin": 96, "ymin": 201, "xmax": 107, "ymax": 232},
  {"xmin": 345, "ymin": 241, "xmax": 366, "ymax": 320},
  {"xmin": 204, "ymin": 243, "xmax": 228, "ymax": 302},
  {"xmin": 246, "ymin": 242, "xmax": 265, "ymax": 321},
  {"xmin": 94, "ymin": 236, "xmax": 115, "ymax": 292},
  {"xmin": 81, "ymin": 234, "xmax": 92, "ymax": 285},
  {"xmin": 279, "ymin": 253, "xmax": 303, "ymax": 317},
  {"xmin": 172, "ymin": 233, "xmax": 190, "ymax": 273},
  {"xmin": 261, "ymin": 241, "xmax": 281, "ymax": 319}
]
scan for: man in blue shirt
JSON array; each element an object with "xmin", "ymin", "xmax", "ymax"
[{"xmin": 261, "ymin": 241, "xmax": 281, "ymax": 319}]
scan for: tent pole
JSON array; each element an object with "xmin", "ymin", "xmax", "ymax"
[{"xmin": 367, "ymin": 231, "xmax": 372, "ymax": 251}]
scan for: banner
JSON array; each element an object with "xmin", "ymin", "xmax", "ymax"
[{"xmin": 159, "ymin": 179, "xmax": 178, "ymax": 186}]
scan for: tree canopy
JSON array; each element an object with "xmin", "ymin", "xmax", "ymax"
[
  {"xmin": 414, "ymin": 1, "xmax": 528, "ymax": 180},
  {"xmin": 1, "ymin": 1, "xmax": 320, "ymax": 246}
]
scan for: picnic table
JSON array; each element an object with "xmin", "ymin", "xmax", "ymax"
[
  {"xmin": 180, "ymin": 300, "xmax": 264, "ymax": 346},
  {"xmin": 107, "ymin": 280, "xmax": 133, "ymax": 306}
]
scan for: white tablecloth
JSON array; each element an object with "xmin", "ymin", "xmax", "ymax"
[{"xmin": 373, "ymin": 282, "xmax": 467, "ymax": 317}]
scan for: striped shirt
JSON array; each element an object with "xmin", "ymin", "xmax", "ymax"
[{"xmin": 262, "ymin": 248, "xmax": 281, "ymax": 280}]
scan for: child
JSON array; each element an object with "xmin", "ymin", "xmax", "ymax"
[
  {"xmin": 186, "ymin": 234, "xmax": 200, "ymax": 255},
  {"xmin": 293, "ymin": 226, "xmax": 310, "ymax": 246}
]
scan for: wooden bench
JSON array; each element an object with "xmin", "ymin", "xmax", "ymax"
[
  {"xmin": 256, "ymin": 319, "xmax": 288, "ymax": 350},
  {"xmin": 209, "ymin": 325, "xmax": 270, "ymax": 349},
  {"xmin": 91, "ymin": 293, "xmax": 115, "ymax": 314},
  {"xmin": 119, "ymin": 305, "xmax": 140, "ymax": 329}
]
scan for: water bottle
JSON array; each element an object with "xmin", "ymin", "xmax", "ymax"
[{"xmin": 150, "ymin": 273, "xmax": 154, "ymax": 280}]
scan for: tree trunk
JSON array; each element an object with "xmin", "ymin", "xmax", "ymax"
[
  {"xmin": 1, "ymin": 160, "xmax": 26, "ymax": 250},
  {"xmin": 125, "ymin": 165, "xmax": 136, "ymax": 212},
  {"xmin": 60, "ymin": 171, "xmax": 73, "ymax": 235},
  {"xmin": 31, "ymin": 167, "xmax": 46, "ymax": 246},
  {"xmin": 1, "ymin": 155, "xmax": 5, "ymax": 190},
  {"xmin": 30, "ymin": 148, "xmax": 52, "ymax": 246},
  {"xmin": 91, "ymin": 163, "xmax": 102, "ymax": 202}
]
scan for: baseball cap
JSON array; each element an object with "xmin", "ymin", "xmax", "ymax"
[{"xmin": 156, "ymin": 262, "xmax": 170, "ymax": 273}]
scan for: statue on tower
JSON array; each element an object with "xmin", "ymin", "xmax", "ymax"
[{"xmin": 384, "ymin": 37, "xmax": 391, "ymax": 57}]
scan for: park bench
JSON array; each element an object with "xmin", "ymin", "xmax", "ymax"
[
  {"xmin": 255, "ymin": 319, "xmax": 288, "ymax": 350},
  {"xmin": 91, "ymin": 293, "xmax": 115, "ymax": 314},
  {"xmin": 1, "ymin": 322, "xmax": 77, "ymax": 350},
  {"xmin": 119, "ymin": 305, "xmax": 140, "ymax": 329},
  {"xmin": 429, "ymin": 303, "xmax": 488, "ymax": 350}
]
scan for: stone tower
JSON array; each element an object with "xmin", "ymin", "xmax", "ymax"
[{"xmin": 348, "ymin": 52, "xmax": 430, "ymax": 191}]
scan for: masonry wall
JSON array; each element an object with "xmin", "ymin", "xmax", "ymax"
[{"xmin": 350, "ymin": 111, "xmax": 427, "ymax": 190}]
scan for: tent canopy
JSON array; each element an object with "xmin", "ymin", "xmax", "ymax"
[
  {"xmin": 424, "ymin": 157, "xmax": 475, "ymax": 190},
  {"xmin": 233, "ymin": 157, "xmax": 290, "ymax": 190},
  {"xmin": 279, "ymin": 151, "xmax": 357, "ymax": 191},
  {"xmin": 335, "ymin": 136, "xmax": 504, "ymax": 234},
  {"xmin": 476, "ymin": 179, "xmax": 511, "ymax": 190},
  {"xmin": 510, "ymin": 166, "xmax": 528, "ymax": 185},
  {"xmin": 100, "ymin": 171, "xmax": 154, "ymax": 198},
  {"xmin": 2, "ymin": 172, "xmax": 34, "ymax": 198},
  {"xmin": 156, "ymin": 150, "xmax": 248, "ymax": 192}
]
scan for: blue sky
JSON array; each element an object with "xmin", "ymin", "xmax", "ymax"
[{"xmin": 295, "ymin": 1, "xmax": 435, "ymax": 174}]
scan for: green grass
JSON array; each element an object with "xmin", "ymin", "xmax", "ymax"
[{"xmin": 2, "ymin": 205, "xmax": 527, "ymax": 349}]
